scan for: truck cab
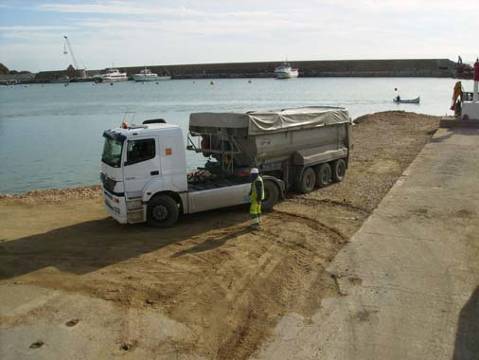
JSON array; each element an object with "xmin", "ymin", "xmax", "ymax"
[
  {"xmin": 101, "ymin": 121, "xmax": 188, "ymax": 225},
  {"xmin": 101, "ymin": 120, "xmax": 255, "ymax": 227}
]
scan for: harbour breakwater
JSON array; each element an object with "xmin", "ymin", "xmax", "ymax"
[
  {"xmin": 8, "ymin": 58, "xmax": 460, "ymax": 84},
  {"xmin": 159, "ymin": 58, "xmax": 457, "ymax": 79}
]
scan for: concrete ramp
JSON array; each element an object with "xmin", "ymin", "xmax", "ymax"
[{"xmin": 255, "ymin": 127, "xmax": 479, "ymax": 360}]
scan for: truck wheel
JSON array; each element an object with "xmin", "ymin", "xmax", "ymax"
[
  {"xmin": 315, "ymin": 163, "xmax": 332, "ymax": 187},
  {"xmin": 147, "ymin": 195, "xmax": 179, "ymax": 227},
  {"xmin": 297, "ymin": 167, "xmax": 316, "ymax": 194},
  {"xmin": 262, "ymin": 180, "xmax": 279, "ymax": 211},
  {"xmin": 332, "ymin": 159, "xmax": 347, "ymax": 182}
]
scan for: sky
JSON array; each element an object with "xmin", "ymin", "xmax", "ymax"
[{"xmin": 0, "ymin": 0, "xmax": 478, "ymax": 72}]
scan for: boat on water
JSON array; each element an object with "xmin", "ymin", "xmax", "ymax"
[
  {"xmin": 133, "ymin": 68, "xmax": 171, "ymax": 82},
  {"xmin": 101, "ymin": 68, "xmax": 128, "ymax": 82},
  {"xmin": 274, "ymin": 62, "xmax": 299, "ymax": 79},
  {"xmin": 393, "ymin": 96, "xmax": 420, "ymax": 104}
]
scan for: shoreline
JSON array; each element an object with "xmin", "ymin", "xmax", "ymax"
[{"xmin": 0, "ymin": 185, "xmax": 101, "ymax": 202}]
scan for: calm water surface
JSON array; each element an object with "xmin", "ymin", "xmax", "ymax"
[{"xmin": 0, "ymin": 77, "xmax": 471, "ymax": 193}]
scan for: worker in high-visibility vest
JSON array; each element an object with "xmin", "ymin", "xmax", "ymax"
[{"xmin": 249, "ymin": 168, "xmax": 265, "ymax": 228}]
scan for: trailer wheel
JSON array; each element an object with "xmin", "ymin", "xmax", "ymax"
[
  {"xmin": 315, "ymin": 163, "xmax": 332, "ymax": 187},
  {"xmin": 297, "ymin": 167, "xmax": 316, "ymax": 194},
  {"xmin": 147, "ymin": 194, "xmax": 179, "ymax": 227},
  {"xmin": 262, "ymin": 180, "xmax": 279, "ymax": 211},
  {"xmin": 332, "ymin": 159, "xmax": 347, "ymax": 182}
]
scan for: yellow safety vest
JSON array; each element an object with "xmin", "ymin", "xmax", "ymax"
[
  {"xmin": 251, "ymin": 176, "xmax": 265, "ymax": 201},
  {"xmin": 250, "ymin": 176, "xmax": 264, "ymax": 216}
]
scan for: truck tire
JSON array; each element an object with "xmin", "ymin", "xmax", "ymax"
[
  {"xmin": 147, "ymin": 194, "xmax": 179, "ymax": 227},
  {"xmin": 297, "ymin": 167, "xmax": 316, "ymax": 194},
  {"xmin": 332, "ymin": 159, "xmax": 347, "ymax": 182},
  {"xmin": 262, "ymin": 180, "xmax": 279, "ymax": 211},
  {"xmin": 315, "ymin": 163, "xmax": 332, "ymax": 187}
]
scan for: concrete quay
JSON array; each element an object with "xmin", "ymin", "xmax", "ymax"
[{"xmin": 255, "ymin": 126, "xmax": 479, "ymax": 359}]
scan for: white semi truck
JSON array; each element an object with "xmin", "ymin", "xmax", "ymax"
[{"xmin": 100, "ymin": 107, "xmax": 352, "ymax": 227}]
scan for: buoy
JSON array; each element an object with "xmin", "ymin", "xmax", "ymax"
[
  {"xmin": 248, "ymin": 80, "xmax": 252, "ymax": 84},
  {"xmin": 210, "ymin": 81, "xmax": 214, "ymax": 85},
  {"xmin": 110, "ymin": 82, "xmax": 114, "ymax": 86},
  {"xmin": 155, "ymin": 81, "xmax": 159, "ymax": 84}
]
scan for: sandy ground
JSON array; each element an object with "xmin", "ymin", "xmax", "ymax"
[
  {"xmin": 255, "ymin": 126, "xmax": 479, "ymax": 360},
  {"xmin": 0, "ymin": 111, "xmax": 439, "ymax": 359}
]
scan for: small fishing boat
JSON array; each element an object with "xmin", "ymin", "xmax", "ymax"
[{"xmin": 393, "ymin": 96, "xmax": 420, "ymax": 104}]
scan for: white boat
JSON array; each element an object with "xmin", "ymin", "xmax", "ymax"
[
  {"xmin": 101, "ymin": 68, "xmax": 128, "ymax": 82},
  {"xmin": 274, "ymin": 62, "xmax": 299, "ymax": 79},
  {"xmin": 133, "ymin": 68, "xmax": 172, "ymax": 82},
  {"xmin": 133, "ymin": 68, "xmax": 157, "ymax": 82}
]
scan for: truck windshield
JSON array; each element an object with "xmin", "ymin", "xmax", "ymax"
[{"xmin": 102, "ymin": 137, "xmax": 124, "ymax": 168}]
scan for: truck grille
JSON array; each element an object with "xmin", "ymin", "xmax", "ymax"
[{"xmin": 101, "ymin": 173, "xmax": 117, "ymax": 194}]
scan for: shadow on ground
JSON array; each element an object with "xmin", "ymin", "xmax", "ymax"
[
  {"xmin": 172, "ymin": 227, "xmax": 254, "ymax": 257},
  {"xmin": 453, "ymin": 286, "xmax": 479, "ymax": 360},
  {"xmin": 0, "ymin": 205, "xmax": 250, "ymax": 280}
]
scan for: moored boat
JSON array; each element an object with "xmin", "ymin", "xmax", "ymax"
[
  {"xmin": 133, "ymin": 68, "xmax": 161, "ymax": 82},
  {"xmin": 274, "ymin": 62, "xmax": 299, "ymax": 79},
  {"xmin": 101, "ymin": 68, "xmax": 128, "ymax": 82},
  {"xmin": 393, "ymin": 96, "xmax": 420, "ymax": 104}
]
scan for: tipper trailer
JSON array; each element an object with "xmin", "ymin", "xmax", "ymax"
[{"xmin": 101, "ymin": 107, "xmax": 352, "ymax": 226}]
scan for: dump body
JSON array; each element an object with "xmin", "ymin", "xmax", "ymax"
[
  {"xmin": 189, "ymin": 107, "xmax": 352, "ymax": 188},
  {"xmin": 189, "ymin": 106, "xmax": 351, "ymax": 164}
]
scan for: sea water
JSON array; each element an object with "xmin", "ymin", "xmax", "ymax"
[{"xmin": 0, "ymin": 77, "xmax": 472, "ymax": 193}]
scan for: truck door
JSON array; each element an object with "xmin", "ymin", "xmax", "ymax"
[{"xmin": 123, "ymin": 137, "xmax": 160, "ymax": 198}]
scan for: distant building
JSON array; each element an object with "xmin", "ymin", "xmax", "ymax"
[{"xmin": 0, "ymin": 73, "xmax": 36, "ymax": 85}]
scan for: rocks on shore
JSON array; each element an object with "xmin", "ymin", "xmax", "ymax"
[{"xmin": 0, "ymin": 185, "xmax": 102, "ymax": 203}]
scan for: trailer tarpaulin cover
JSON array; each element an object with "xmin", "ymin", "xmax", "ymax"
[
  {"xmin": 189, "ymin": 107, "xmax": 351, "ymax": 135},
  {"xmin": 247, "ymin": 106, "xmax": 351, "ymax": 134}
]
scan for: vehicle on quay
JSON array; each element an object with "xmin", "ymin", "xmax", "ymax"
[
  {"xmin": 100, "ymin": 107, "xmax": 352, "ymax": 226},
  {"xmin": 101, "ymin": 68, "xmax": 128, "ymax": 82},
  {"xmin": 274, "ymin": 62, "xmax": 299, "ymax": 79}
]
